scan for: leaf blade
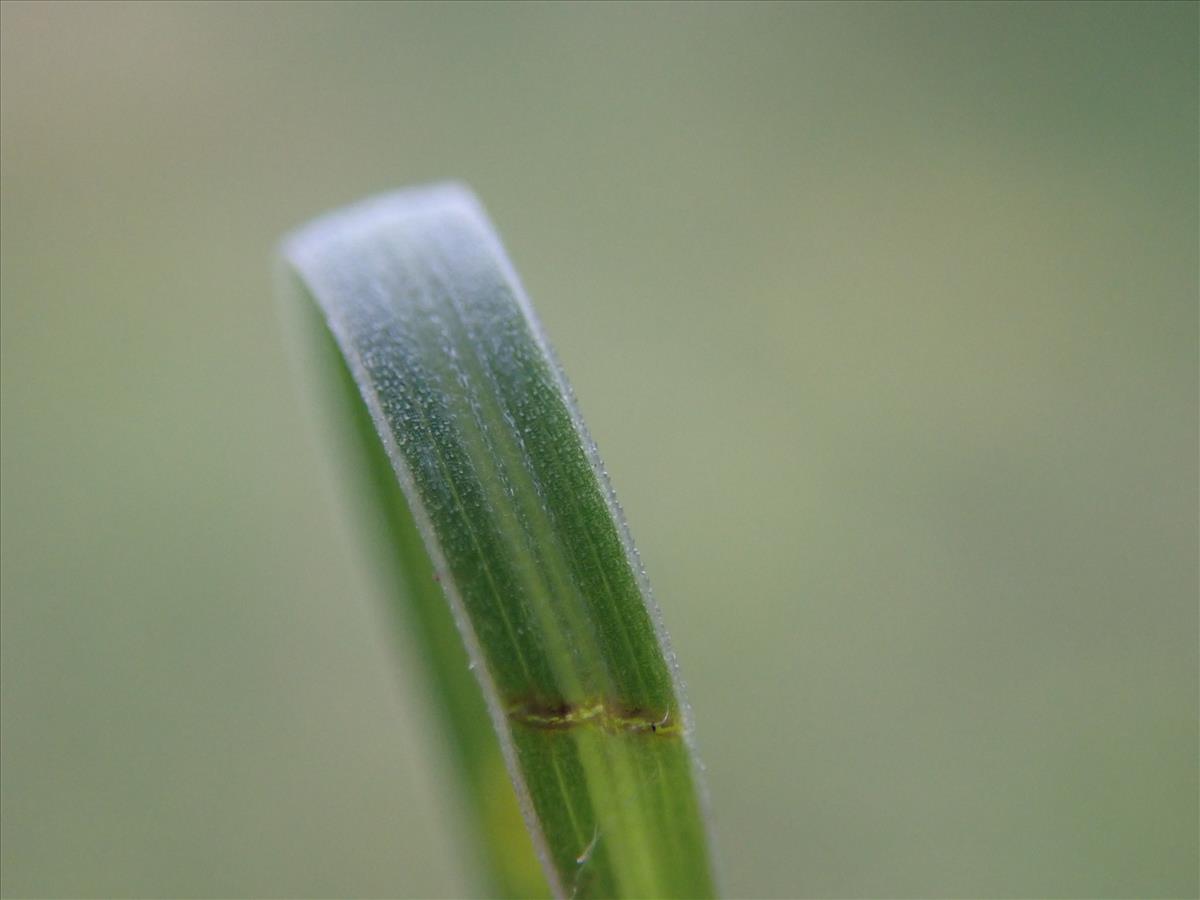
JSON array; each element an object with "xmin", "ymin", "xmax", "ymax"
[{"xmin": 280, "ymin": 184, "xmax": 716, "ymax": 899}]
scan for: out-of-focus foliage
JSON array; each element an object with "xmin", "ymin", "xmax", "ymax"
[{"xmin": 1, "ymin": 3, "xmax": 1196, "ymax": 897}]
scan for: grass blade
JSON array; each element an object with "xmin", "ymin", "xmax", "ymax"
[{"xmin": 279, "ymin": 184, "xmax": 717, "ymax": 899}]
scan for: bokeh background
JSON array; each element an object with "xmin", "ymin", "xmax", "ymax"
[{"xmin": 2, "ymin": 2, "xmax": 1196, "ymax": 897}]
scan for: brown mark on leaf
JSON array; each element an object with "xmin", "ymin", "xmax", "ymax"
[{"xmin": 505, "ymin": 698, "xmax": 681, "ymax": 737}]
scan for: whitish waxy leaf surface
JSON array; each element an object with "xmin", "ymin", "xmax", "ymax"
[{"xmin": 279, "ymin": 185, "xmax": 716, "ymax": 899}]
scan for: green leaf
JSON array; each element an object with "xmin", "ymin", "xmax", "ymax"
[{"xmin": 278, "ymin": 184, "xmax": 717, "ymax": 899}]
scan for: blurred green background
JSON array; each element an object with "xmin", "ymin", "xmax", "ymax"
[{"xmin": 2, "ymin": 2, "xmax": 1196, "ymax": 897}]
